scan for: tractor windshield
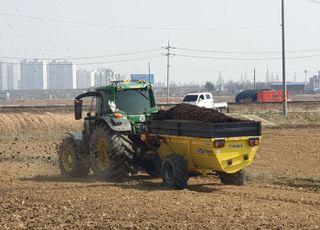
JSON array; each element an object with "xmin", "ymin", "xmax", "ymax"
[{"xmin": 116, "ymin": 89, "xmax": 151, "ymax": 114}]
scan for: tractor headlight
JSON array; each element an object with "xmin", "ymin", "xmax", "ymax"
[{"xmin": 139, "ymin": 115, "xmax": 146, "ymax": 122}]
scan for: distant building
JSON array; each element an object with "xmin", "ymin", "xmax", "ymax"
[
  {"xmin": 130, "ymin": 74, "xmax": 154, "ymax": 84},
  {"xmin": 271, "ymin": 82, "xmax": 305, "ymax": 94},
  {"xmin": 7, "ymin": 63, "xmax": 20, "ymax": 90},
  {"xmin": 76, "ymin": 68, "xmax": 94, "ymax": 89},
  {"xmin": 94, "ymin": 68, "xmax": 115, "ymax": 86},
  {"xmin": 0, "ymin": 62, "xmax": 8, "ymax": 90},
  {"xmin": 309, "ymin": 72, "xmax": 320, "ymax": 91},
  {"xmin": 47, "ymin": 60, "xmax": 76, "ymax": 89},
  {"xmin": 0, "ymin": 62, "xmax": 20, "ymax": 90},
  {"xmin": 20, "ymin": 59, "xmax": 47, "ymax": 90}
]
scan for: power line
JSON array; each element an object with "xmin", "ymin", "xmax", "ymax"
[
  {"xmin": 77, "ymin": 55, "xmax": 162, "ymax": 65},
  {"xmin": 175, "ymin": 66, "xmax": 243, "ymax": 73},
  {"xmin": 1, "ymin": 55, "xmax": 162, "ymax": 65},
  {"xmin": 3, "ymin": 49, "xmax": 320, "ymax": 65},
  {"xmin": 5, "ymin": 46, "xmax": 320, "ymax": 62},
  {"xmin": 282, "ymin": 54, "xmax": 320, "ymax": 60},
  {"xmin": 286, "ymin": 26, "xmax": 320, "ymax": 37},
  {"xmin": 175, "ymin": 53, "xmax": 320, "ymax": 61},
  {"xmin": 176, "ymin": 47, "xmax": 320, "ymax": 54},
  {"xmin": 306, "ymin": 0, "xmax": 320, "ymax": 4},
  {"xmin": 0, "ymin": 11, "xmax": 279, "ymax": 31},
  {"xmin": 176, "ymin": 53, "xmax": 280, "ymax": 60},
  {"xmin": 177, "ymin": 47, "xmax": 280, "ymax": 54},
  {"xmin": 0, "ymin": 49, "xmax": 161, "ymax": 61},
  {"xmin": 175, "ymin": 65, "xmax": 315, "ymax": 76}
]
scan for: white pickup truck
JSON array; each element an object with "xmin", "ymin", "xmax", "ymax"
[{"xmin": 182, "ymin": 92, "xmax": 228, "ymax": 112}]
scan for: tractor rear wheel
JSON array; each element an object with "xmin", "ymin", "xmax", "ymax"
[
  {"xmin": 58, "ymin": 136, "xmax": 89, "ymax": 177},
  {"xmin": 161, "ymin": 155, "xmax": 188, "ymax": 190},
  {"xmin": 218, "ymin": 169, "xmax": 246, "ymax": 186},
  {"xmin": 89, "ymin": 125, "xmax": 134, "ymax": 181}
]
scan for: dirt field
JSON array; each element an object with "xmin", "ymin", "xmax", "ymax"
[{"xmin": 0, "ymin": 112, "xmax": 319, "ymax": 229}]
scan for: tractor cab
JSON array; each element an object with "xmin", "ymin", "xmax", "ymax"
[{"xmin": 74, "ymin": 80, "xmax": 157, "ymax": 135}]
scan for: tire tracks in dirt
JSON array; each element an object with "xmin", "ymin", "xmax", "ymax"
[
  {"xmin": 219, "ymin": 184, "xmax": 320, "ymax": 207},
  {"xmin": 255, "ymin": 183, "xmax": 320, "ymax": 194}
]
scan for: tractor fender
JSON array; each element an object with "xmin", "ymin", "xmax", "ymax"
[
  {"xmin": 95, "ymin": 116, "xmax": 132, "ymax": 132},
  {"xmin": 65, "ymin": 132, "xmax": 82, "ymax": 141}
]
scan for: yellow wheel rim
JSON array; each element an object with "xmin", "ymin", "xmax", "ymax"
[
  {"xmin": 62, "ymin": 148, "xmax": 74, "ymax": 171},
  {"xmin": 96, "ymin": 138, "xmax": 110, "ymax": 171}
]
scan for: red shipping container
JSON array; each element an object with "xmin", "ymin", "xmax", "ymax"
[{"xmin": 257, "ymin": 91, "xmax": 287, "ymax": 102}]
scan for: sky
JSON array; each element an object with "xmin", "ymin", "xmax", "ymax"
[{"xmin": 1, "ymin": 0, "xmax": 320, "ymax": 84}]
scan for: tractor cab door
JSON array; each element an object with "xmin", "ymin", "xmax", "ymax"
[
  {"xmin": 75, "ymin": 92, "xmax": 104, "ymax": 137},
  {"xmin": 96, "ymin": 91, "xmax": 112, "ymax": 115},
  {"xmin": 74, "ymin": 91, "xmax": 104, "ymax": 120}
]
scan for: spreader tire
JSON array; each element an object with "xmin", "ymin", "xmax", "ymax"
[
  {"xmin": 218, "ymin": 169, "xmax": 246, "ymax": 186},
  {"xmin": 161, "ymin": 155, "xmax": 189, "ymax": 190}
]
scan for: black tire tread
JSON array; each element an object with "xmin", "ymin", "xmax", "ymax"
[
  {"xmin": 219, "ymin": 169, "xmax": 246, "ymax": 186},
  {"xmin": 89, "ymin": 125, "xmax": 135, "ymax": 181},
  {"xmin": 161, "ymin": 155, "xmax": 189, "ymax": 190},
  {"xmin": 58, "ymin": 137, "xmax": 89, "ymax": 178}
]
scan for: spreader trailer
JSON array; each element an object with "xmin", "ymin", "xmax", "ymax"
[{"xmin": 144, "ymin": 120, "xmax": 261, "ymax": 189}]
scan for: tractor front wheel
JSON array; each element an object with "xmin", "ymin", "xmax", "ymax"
[
  {"xmin": 58, "ymin": 136, "xmax": 89, "ymax": 177},
  {"xmin": 218, "ymin": 169, "xmax": 246, "ymax": 186},
  {"xmin": 161, "ymin": 155, "xmax": 188, "ymax": 190}
]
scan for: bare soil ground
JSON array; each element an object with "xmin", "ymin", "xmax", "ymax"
[
  {"xmin": 0, "ymin": 112, "xmax": 319, "ymax": 229},
  {"xmin": 258, "ymin": 111, "xmax": 320, "ymax": 126}
]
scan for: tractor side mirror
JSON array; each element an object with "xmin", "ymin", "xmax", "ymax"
[{"xmin": 74, "ymin": 100, "xmax": 83, "ymax": 120}]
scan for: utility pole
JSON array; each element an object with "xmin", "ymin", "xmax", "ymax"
[
  {"xmin": 281, "ymin": 0, "xmax": 288, "ymax": 116},
  {"xmin": 241, "ymin": 73, "xmax": 243, "ymax": 89},
  {"xmin": 105, "ymin": 69, "xmax": 108, "ymax": 85},
  {"xmin": 253, "ymin": 69, "xmax": 256, "ymax": 89},
  {"xmin": 218, "ymin": 71, "xmax": 223, "ymax": 92},
  {"xmin": 148, "ymin": 62, "xmax": 151, "ymax": 83},
  {"xmin": 163, "ymin": 41, "xmax": 175, "ymax": 103},
  {"xmin": 304, "ymin": 69, "xmax": 307, "ymax": 83}
]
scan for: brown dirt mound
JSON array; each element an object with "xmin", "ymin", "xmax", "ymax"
[
  {"xmin": 152, "ymin": 103, "xmax": 244, "ymax": 123},
  {"xmin": 0, "ymin": 112, "xmax": 81, "ymax": 133}
]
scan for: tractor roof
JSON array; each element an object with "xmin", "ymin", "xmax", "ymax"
[{"xmin": 95, "ymin": 80, "xmax": 151, "ymax": 91}]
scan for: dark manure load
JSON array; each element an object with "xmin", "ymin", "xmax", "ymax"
[{"xmin": 150, "ymin": 103, "xmax": 261, "ymax": 138}]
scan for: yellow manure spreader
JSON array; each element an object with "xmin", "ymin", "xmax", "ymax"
[{"xmin": 145, "ymin": 120, "xmax": 262, "ymax": 189}]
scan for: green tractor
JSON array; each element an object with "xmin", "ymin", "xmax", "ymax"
[{"xmin": 58, "ymin": 80, "xmax": 159, "ymax": 181}]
